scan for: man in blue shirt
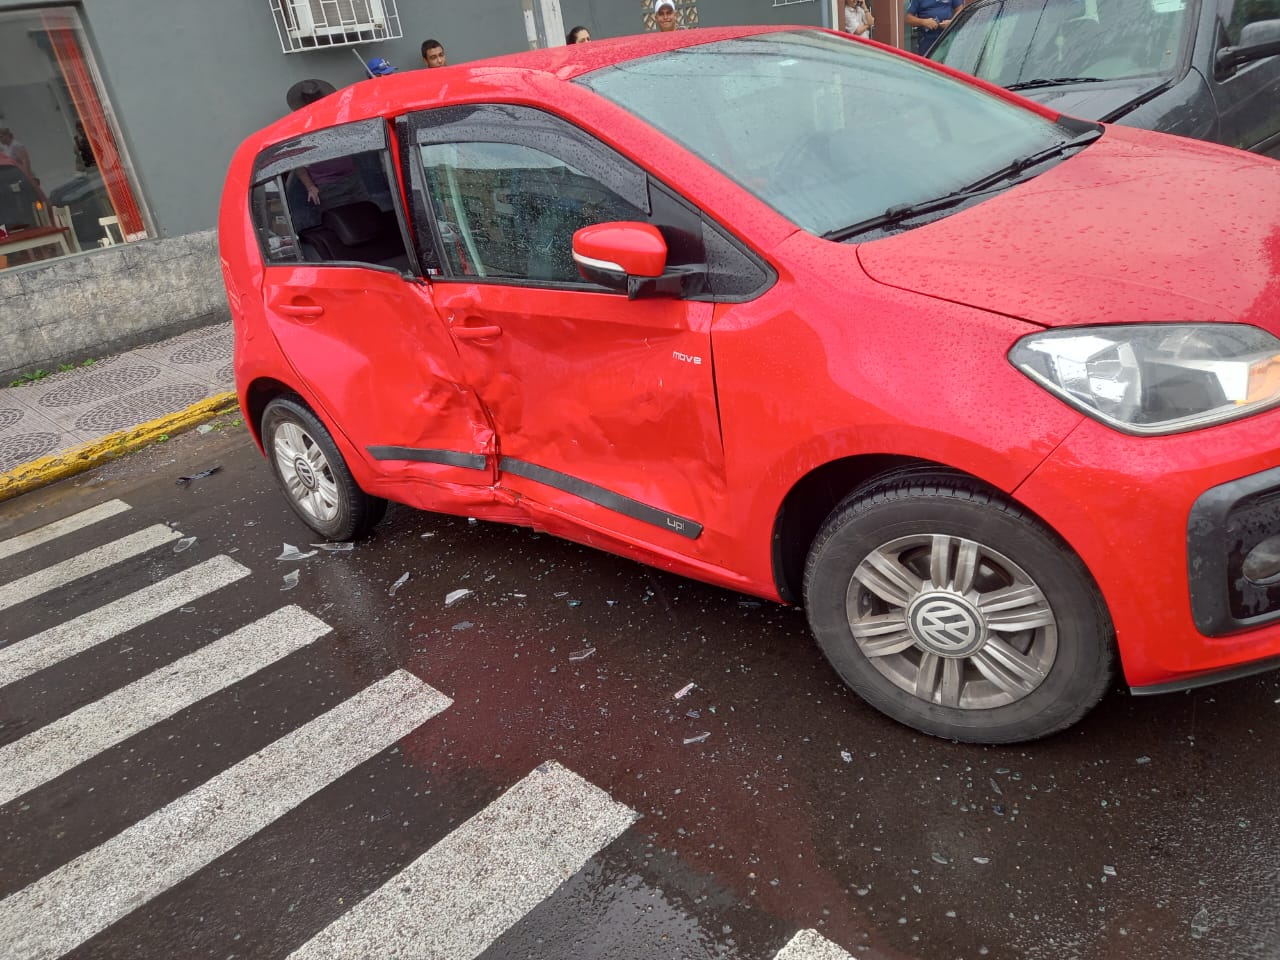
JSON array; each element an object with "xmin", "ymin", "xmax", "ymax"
[{"xmin": 906, "ymin": 0, "xmax": 965, "ymax": 55}]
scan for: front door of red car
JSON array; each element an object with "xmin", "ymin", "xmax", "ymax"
[
  {"xmin": 250, "ymin": 121, "xmax": 495, "ymax": 492},
  {"xmin": 408, "ymin": 106, "xmax": 727, "ymax": 550}
]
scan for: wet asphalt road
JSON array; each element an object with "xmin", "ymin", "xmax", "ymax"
[{"xmin": 2, "ymin": 424, "xmax": 1279, "ymax": 960}]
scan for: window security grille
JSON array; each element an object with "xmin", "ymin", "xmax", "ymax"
[{"xmin": 269, "ymin": 0, "xmax": 402, "ymax": 53}]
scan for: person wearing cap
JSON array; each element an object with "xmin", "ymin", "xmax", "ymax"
[
  {"xmin": 366, "ymin": 57, "xmax": 396, "ymax": 77},
  {"xmin": 653, "ymin": 0, "xmax": 680, "ymax": 31},
  {"xmin": 421, "ymin": 39, "xmax": 447, "ymax": 68}
]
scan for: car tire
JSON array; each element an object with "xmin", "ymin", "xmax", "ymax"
[
  {"xmin": 261, "ymin": 397, "xmax": 387, "ymax": 542},
  {"xmin": 803, "ymin": 473, "xmax": 1114, "ymax": 743}
]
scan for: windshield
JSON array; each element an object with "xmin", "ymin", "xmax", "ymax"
[
  {"xmin": 579, "ymin": 31, "xmax": 1075, "ymax": 238},
  {"xmin": 930, "ymin": 0, "xmax": 1196, "ymax": 86}
]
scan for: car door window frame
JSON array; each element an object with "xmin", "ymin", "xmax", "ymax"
[
  {"xmin": 249, "ymin": 118, "xmax": 421, "ymax": 277},
  {"xmin": 399, "ymin": 103, "xmax": 773, "ymax": 302}
]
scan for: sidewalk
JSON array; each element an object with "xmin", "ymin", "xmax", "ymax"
[{"xmin": 0, "ymin": 322, "xmax": 237, "ymax": 503}]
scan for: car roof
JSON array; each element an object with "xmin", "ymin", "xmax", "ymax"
[{"xmin": 256, "ymin": 25, "xmax": 807, "ymax": 147}]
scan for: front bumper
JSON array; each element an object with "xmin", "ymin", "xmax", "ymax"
[
  {"xmin": 1187, "ymin": 465, "xmax": 1280, "ymax": 637},
  {"xmin": 1013, "ymin": 408, "xmax": 1280, "ymax": 691}
]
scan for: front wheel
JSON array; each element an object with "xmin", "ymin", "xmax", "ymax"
[
  {"xmin": 803, "ymin": 474, "xmax": 1114, "ymax": 743},
  {"xmin": 261, "ymin": 397, "xmax": 387, "ymax": 541}
]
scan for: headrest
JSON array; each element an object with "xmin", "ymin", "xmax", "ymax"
[{"xmin": 321, "ymin": 201, "xmax": 386, "ymax": 246}]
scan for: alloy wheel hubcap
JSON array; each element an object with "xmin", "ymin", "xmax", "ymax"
[
  {"xmin": 272, "ymin": 421, "xmax": 340, "ymax": 524},
  {"xmin": 906, "ymin": 591, "xmax": 987, "ymax": 658},
  {"xmin": 293, "ymin": 455, "xmax": 317, "ymax": 490},
  {"xmin": 846, "ymin": 534, "xmax": 1057, "ymax": 710}
]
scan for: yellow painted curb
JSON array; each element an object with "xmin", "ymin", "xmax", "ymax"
[{"xmin": 0, "ymin": 392, "xmax": 240, "ymax": 505}]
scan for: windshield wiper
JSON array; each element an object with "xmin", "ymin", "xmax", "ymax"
[
  {"xmin": 823, "ymin": 129, "xmax": 1101, "ymax": 242},
  {"xmin": 1007, "ymin": 77, "xmax": 1106, "ymax": 90}
]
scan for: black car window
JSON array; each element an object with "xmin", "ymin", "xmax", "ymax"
[
  {"xmin": 1223, "ymin": 0, "xmax": 1280, "ymax": 44},
  {"xmin": 418, "ymin": 140, "xmax": 643, "ymax": 283},
  {"xmin": 408, "ymin": 103, "xmax": 771, "ymax": 299},
  {"xmin": 250, "ymin": 120, "xmax": 413, "ymax": 273}
]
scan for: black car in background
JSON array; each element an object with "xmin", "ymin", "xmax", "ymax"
[{"xmin": 929, "ymin": 0, "xmax": 1280, "ymax": 158}]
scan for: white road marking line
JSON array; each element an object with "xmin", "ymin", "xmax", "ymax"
[
  {"xmin": 0, "ymin": 606, "xmax": 330, "ymax": 807},
  {"xmin": 0, "ymin": 524, "xmax": 182, "ymax": 614},
  {"xmin": 0, "ymin": 670, "xmax": 451, "ymax": 960},
  {"xmin": 0, "ymin": 555, "xmax": 249, "ymax": 688},
  {"xmin": 289, "ymin": 761, "xmax": 639, "ymax": 960},
  {"xmin": 773, "ymin": 929, "xmax": 856, "ymax": 959},
  {"xmin": 0, "ymin": 500, "xmax": 131, "ymax": 562}
]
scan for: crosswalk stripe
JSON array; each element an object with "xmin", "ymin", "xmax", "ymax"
[
  {"xmin": 0, "ymin": 500, "xmax": 131, "ymax": 562},
  {"xmin": 0, "ymin": 555, "xmax": 250, "ymax": 688},
  {"xmin": 0, "ymin": 524, "xmax": 183, "ymax": 614},
  {"xmin": 288, "ymin": 761, "xmax": 638, "ymax": 960},
  {"xmin": 773, "ymin": 929, "xmax": 855, "ymax": 959},
  {"xmin": 0, "ymin": 669, "xmax": 451, "ymax": 960},
  {"xmin": 0, "ymin": 606, "xmax": 330, "ymax": 807}
]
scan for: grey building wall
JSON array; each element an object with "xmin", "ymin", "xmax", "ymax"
[{"xmin": 0, "ymin": 0, "xmax": 830, "ymax": 379}]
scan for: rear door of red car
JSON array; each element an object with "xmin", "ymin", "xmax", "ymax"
[
  {"xmin": 249, "ymin": 119, "xmax": 495, "ymax": 490},
  {"xmin": 403, "ymin": 104, "xmax": 768, "ymax": 551}
]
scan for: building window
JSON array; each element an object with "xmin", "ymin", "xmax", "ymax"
[{"xmin": 0, "ymin": 6, "xmax": 151, "ymax": 271}]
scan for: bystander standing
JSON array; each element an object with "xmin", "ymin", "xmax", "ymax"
[
  {"xmin": 906, "ymin": 0, "xmax": 964, "ymax": 55},
  {"xmin": 421, "ymin": 39, "xmax": 447, "ymax": 68},
  {"xmin": 844, "ymin": 0, "xmax": 874, "ymax": 37},
  {"xmin": 653, "ymin": 0, "xmax": 680, "ymax": 32},
  {"xmin": 0, "ymin": 128, "xmax": 34, "ymax": 182},
  {"xmin": 566, "ymin": 25, "xmax": 591, "ymax": 44}
]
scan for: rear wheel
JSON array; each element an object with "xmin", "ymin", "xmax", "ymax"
[
  {"xmin": 261, "ymin": 397, "xmax": 386, "ymax": 541},
  {"xmin": 803, "ymin": 473, "xmax": 1114, "ymax": 743}
]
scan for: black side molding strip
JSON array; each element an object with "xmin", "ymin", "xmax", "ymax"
[
  {"xmin": 368, "ymin": 446, "xmax": 488, "ymax": 471},
  {"xmin": 1130, "ymin": 654, "xmax": 1280, "ymax": 696},
  {"xmin": 500, "ymin": 457, "xmax": 703, "ymax": 540}
]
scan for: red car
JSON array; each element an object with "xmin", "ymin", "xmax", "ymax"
[{"xmin": 219, "ymin": 26, "xmax": 1280, "ymax": 743}]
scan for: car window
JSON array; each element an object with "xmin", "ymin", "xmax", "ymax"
[
  {"xmin": 931, "ymin": 0, "xmax": 1197, "ymax": 86},
  {"xmin": 579, "ymin": 30, "xmax": 1072, "ymax": 238},
  {"xmin": 418, "ymin": 140, "xmax": 644, "ymax": 283},
  {"xmin": 1223, "ymin": 0, "xmax": 1280, "ymax": 44},
  {"xmin": 250, "ymin": 122, "xmax": 411, "ymax": 272}
]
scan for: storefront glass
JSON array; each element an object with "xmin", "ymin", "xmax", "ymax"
[{"xmin": 0, "ymin": 6, "xmax": 150, "ymax": 271}]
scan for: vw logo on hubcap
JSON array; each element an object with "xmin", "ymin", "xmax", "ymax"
[
  {"xmin": 907, "ymin": 593, "xmax": 986, "ymax": 657},
  {"xmin": 294, "ymin": 456, "xmax": 316, "ymax": 490}
]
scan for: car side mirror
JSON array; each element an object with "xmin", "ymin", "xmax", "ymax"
[
  {"xmin": 1215, "ymin": 19, "xmax": 1280, "ymax": 77},
  {"xmin": 573, "ymin": 221, "xmax": 706, "ymax": 300}
]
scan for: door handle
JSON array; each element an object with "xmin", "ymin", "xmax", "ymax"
[
  {"xmin": 453, "ymin": 324, "xmax": 502, "ymax": 340},
  {"xmin": 275, "ymin": 302, "xmax": 325, "ymax": 318}
]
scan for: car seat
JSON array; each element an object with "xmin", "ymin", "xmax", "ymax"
[{"xmin": 298, "ymin": 200, "xmax": 409, "ymax": 270}]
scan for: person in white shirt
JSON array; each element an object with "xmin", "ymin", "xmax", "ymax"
[
  {"xmin": 844, "ymin": 0, "xmax": 875, "ymax": 37},
  {"xmin": 0, "ymin": 128, "xmax": 33, "ymax": 181}
]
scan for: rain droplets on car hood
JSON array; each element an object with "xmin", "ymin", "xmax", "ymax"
[{"xmin": 856, "ymin": 127, "xmax": 1280, "ymax": 331}]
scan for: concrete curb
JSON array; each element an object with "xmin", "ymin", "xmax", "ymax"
[{"xmin": 0, "ymin": 392, "xmax": 240, "ymax": 505}]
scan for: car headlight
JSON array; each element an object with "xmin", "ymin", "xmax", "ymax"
[{"xmin": 1009, "ymin": 324, "xmax": 1280, "ymax": 435}]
